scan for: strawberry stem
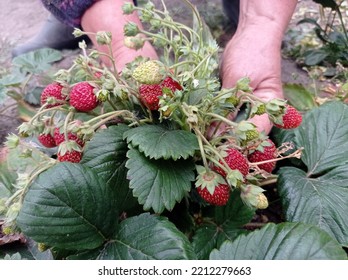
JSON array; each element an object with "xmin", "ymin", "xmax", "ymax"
[
  {"xmin": 63, "ymin": 111, "xmax": 75, "ymax": 142},
  {"xmin": 258, "ymin": 177, "xmax": 278, "ymax": 187},
  {"xmin": 29, "ymin": 106, "xmax": 68, "ymax": 125},
  {"xmin": 249, "ymin": 148, "xmax": 303, "ymax": 167},
  {"xmin": 194, "ymin": 128, "xmax": 209, "ymax": 170},
  {"xmin": 193, "ymin": 127, "xmax": 232, "ymax": 176},
  {"xmin": 206, "ymin": 112, "xmax": 238, "ymax": 128}
]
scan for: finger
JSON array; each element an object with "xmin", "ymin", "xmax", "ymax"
[{"xmin": 249, "ymin": 113, "xmax": 273, "ymax": 135}]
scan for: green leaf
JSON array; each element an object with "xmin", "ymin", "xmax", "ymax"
[
  {"xmin": 278, "ymin": 166, "xmax": 348, "ymax": 246},
  {"xmin": 81, "ymin": 125, "xmax": 138, "ymax": 213},
  {"xmin": 276, "ymin": 102, "xmax": 348, "ymax": 246},
  {"xmin": 313, "ymin": 0, "xmax": 338, "ymax": 9},
  {"xmin": 97, "ymin": 213, "xmax": 196, "ymax": 260},
  {"xmin": 0, "ymin": 239, "xmax": 53, "ymax": 260},
  {"xmin": 1, "ymin": 253, "xmax": 24, "ymax": 260},
  {"xmin": 0, "ymin": 144, "xmax": 51, "ymax": 195},
  {"xmin": 24, "ymin": 86, "xmax": 43, "ymax": 105},
  {"xmin": 126, "ymin": 147, "xmax": 195, "ymax": 213},
  {"xmin": 210, "ymin": 222, "xmax": 347, "ymax": 260},
  {"xmin": 17, "ymin": 163, "xmax": 118, "ymax": 250},
  {"xmin": 124, "ymin": 125, "xmax": 199, "ymax": 160},
  {"xmin": 304, "ymin": 49, "xmax": 329, "ymax": 66},
  {"xmin": 186, "ymin": 85, "xmax": 210, "ymax": 105},
  {"xmin": 283, "ymin": 84, "xmax": 316, "ymax": 111},
  {"xmin": 0, "ymin": 71, "xmax": 26, "ymax": 87},
  {"xmin": 0, "ymin": 163, "xmax": 16, "ymax": 196},
  {"xmin": 17, "ymin": 100, "xmax": 37, "ymax": 121},
  {"xmin": 0, "ymin": 86, "xmax": 7, "ymax": 103},
  {"xmin": 12, "ymin": 48, "xmax": 62, "ymax": 74},
  {"xmin": 192, "ymin": 191, "xmax": 255, "ymax": 259},
  {"xmin": 295, "ymin": 101, "xmax": 348, "ymax": 175}
]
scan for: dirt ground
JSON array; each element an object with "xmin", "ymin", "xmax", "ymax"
[{"xmin": 0, "ymin": 0, "xmax": 318, "ymax": 145}]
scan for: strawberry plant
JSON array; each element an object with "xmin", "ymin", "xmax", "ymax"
[
  {"xmin": 285, "ymin": 0, "xmax": 348, "ymax": 75},
  {"xmin": 0, "ymin": 0, "xmax": 347, "ymax": 260},
  {"xmin": 0, "ymin": 48, "xmax": 63, "ymax": 121}
]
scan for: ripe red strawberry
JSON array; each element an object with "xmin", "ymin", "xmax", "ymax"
[
  {"xmin": 54, "ymin": 127, "xmax": 84, "ymax": 147},
  {"xmin": 139, "ymin": 84, "xmax": 163, "ymax": 110},
  {"xmin": 248, "ymin": 139, "xmax": 277, "ymax": 173},
  {"xmin": 139, "ymin": 77, "xmax": 182, "ymax": 110},
  {"xmin": 160, "ymin": 77, "xmax": 182, "ymax": 93},
  {"xmin": 274, "ymin": 105, "xmax": 302, "ymax": 129},
  {"xmin": 214, "ymin": 148, "xmax": 249, "ymax": 177},
  {"xmin": 69, "ymin": 82, "xmax": 99, "ymax": 112},
  {"xmin": 57, "ymin": 150, "xmax": 82, "ymax": 163},
  {"xmin": 197, "ymin": 183, "xmax": 230, "ymax": 206},
  {"xmin": 38, "ymin": 133, "xmax": 57, "ymax": 148},
  {"xmin": 40, "ymin": 83, "xmax": 66, "ymax": 108}
]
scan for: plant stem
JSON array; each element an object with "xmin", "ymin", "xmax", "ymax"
[
  {"xmin": 259, "ymin": 177, "xmax": 278, "ymax": 187},
  {"xmin": 249, "ymin": 148, "xmax": 303, "ymax": 167},
  {"xmin": 194, "ymin": 128, "xmax": 209, "ymax": 170},
  {"xmin": 63, "ymin": 111, "xmax": 75, "ymax": 141},
  {"xmin": 244, "ymin": 222, "xmax": 266, "ymax": 228},
  {"xmin": 21, "ymin": 73, "xmax": 33, "ymax": 94},
  {"xmin": 29, "ymin": 106, "xmax": 67, "ymax": 124},
  {"xmin": 206, "ymin": 112, "xmax": 238, "ymax": 128},
  {"xmin": 20, "ymin": 161, "xmax": 56, "ymax": 204}
]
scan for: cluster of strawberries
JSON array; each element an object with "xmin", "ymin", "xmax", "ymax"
[
  {"xmin": 196, "ymin": 105, "xmax": 302, "ymax": 206},
  {"xmin": 38, "ymin": 81, "xmax": 99, "ymax": 162},
  {"xmin": 37, "ymin": 62, "xmax": 184, "ymax": 163},
  {"xmin": 36, "ymin": 58, "xmax": 303, "ymax": 207}
]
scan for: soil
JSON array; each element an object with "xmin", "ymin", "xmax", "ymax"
[{"xmin": 0, "ymin": 0, "xmax": 318, "ymax": 146}]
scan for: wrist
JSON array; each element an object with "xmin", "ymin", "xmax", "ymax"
[{"xmin": 236, "ymin": 0, "xmax": 297, "ymax": 43}]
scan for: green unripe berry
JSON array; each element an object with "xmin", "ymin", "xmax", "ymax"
[
  {"xmin": 255, "ymin": 103, "xmax": 266, "ymax": 115},
  {"xmin": 226, "ymin": 95, "xmax": 240, "ymax": 107},
  {"xmin": 124, "ymin": 22, "xmax": 140, "ymax": 36},
  {"xmin": 122, "ymin": 2, "xmax": 135, "ymax": 14},
  {"xmin": 132, "ymin": 60, "xmax": 165, "ymax": 84}
]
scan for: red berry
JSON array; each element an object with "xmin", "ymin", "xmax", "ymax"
[
  {"xmin": 139, "ymin": 76, "xmax": 182, "ymax": 111},
  {"xmin": 40, "ymin": 83, "xmax": 65, "ymax": 108},
  {"xmin": 57, "ymin": 150, "xmax": 82, "ymax": 163},
  {"xmin": 38, "ymin": 133, "xmax": 57, "ymax": 148},
  {"xmin": 160, "ymin": 77, "xmax": 182, "ymax": 93},
  {"xmin": 214, "ymin": 148, "xmax": 249, "ymax": 177},
  {"xmin": 139, "ymin": 84, "xmax": 163, "ymax": 110},
  {"xmin": 274, "ymin": 105, "xmax": 302, "ymax": 129},
  {"xmin": 197, "ymin": 184, "xmax": 230, "ymax": 206},
  {"xmin": 69, "ymin": 82, "xmax": 99, "ymax": 112},
  {"xmin": 54, "ymin": 127, "xmax": 84, "ymax": 147},
  {"xmin": 248, "ymin": 139, "xmax": 277, "ymax": 173}
]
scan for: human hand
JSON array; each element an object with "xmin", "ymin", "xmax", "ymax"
[
  {"xmin": 81, "ymin": 0, "xmax": 158, "ymax": 70},
  {"xmin": 220, "ymin": 28, "xmax": 284, "ymax": 135},
  {"xmin": 217, "ymin": 0, "xmax": 297, "ymax": 135}
]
